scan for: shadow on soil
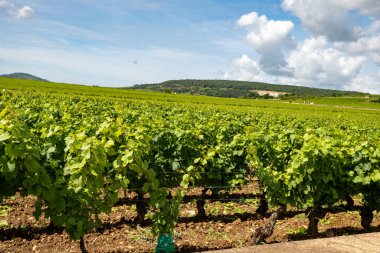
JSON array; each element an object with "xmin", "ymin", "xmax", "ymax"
[
  {"xmin": 115, "ymin": 193, "xmax": 262, "ymax": 207},
  {"xmin": 178, "ymin": 211, "xmax": 265, "ymax": 224},
  {"xmin": 176, "ymin": 245, "xmax": 232, "ymax": 253},
  {"xmin": 0, "ymin": 224, "xmax": 64, "ymax": 241},
  {"xmin": 0, "ymin": 203, "xmax": 375, "ymax": 248}
]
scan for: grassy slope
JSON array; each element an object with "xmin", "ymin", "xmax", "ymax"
[
  {"xmin": 291, "ymin": 96, "xmax": 380, "ymax": 109},
  {"xmin": 1, "ymin": 77, "xmax": 380, "ymax": 120}
]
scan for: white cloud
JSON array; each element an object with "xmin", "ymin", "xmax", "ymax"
[
  {"xmin": 13, "ymin": 5, "xmax": 34, "ymax": 19},
  {"xmin": 223, "ymin": 2, "xmax": 380, "ymax": 93},
  {"xmin": 0, "ymin": 0, "xmax": 9, "ymax": 7},
  {"xmin": 0, "ymin": 0, "xmax": 34, "ymax": 19},
  {"xmin": 282, "ymin": 0, "xmax": 357, "ymax": 42},
  {"xmin": 238, "ymin": 12, "xmax": 294, "ymax": 54},
  {"xmin": 282, "ymin": 0, "xmax": 380, "ymax": 42},
  {"xmin": 369, "ymin": 20, "xmax": 380, "ymax": 33},
  {"xmin": 345, "ymin": 70, "xmax": 380, "ymax": 94},
  {"xmin": 285, "ymin": 36, "xmax": 366, "ymax": 88},
  {"xmin": 344, "ymin": 0, "xmax": 380, "ymax": 18},
  {"xmin": 237, "ymin": 12, "xmax": 268, "ymax": 27},
  {"xmin": 222, "ymin": 54, "xmax": 264, "ymax": 81},
  {"xmin": 347, "ymin": 35, "xmax": 380, "ymax": 65},
  {"xmin": 237, "ymin": 12, "xmax": 294, "ymax": 76}
]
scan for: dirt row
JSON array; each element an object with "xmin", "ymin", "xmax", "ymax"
[{"xmin": 0, "ymin": 186, "xmax": 379, "ymax": 253}]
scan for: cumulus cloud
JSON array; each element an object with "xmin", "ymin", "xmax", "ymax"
[
  {"xmin": 285, "ymin": 36, "xmax": 366, "ymax": 88},
  {"xmin": 346, "ymin": 70, "xmax": 380, "ymax": 94},
  {"xmin": 343, "ymin": 0, "xmax": 380, "ymax": 18},
  {"xmin": 330, "ymin": 17, "xmax": 380, "ymax": 67},
  {"xmin": 221, "ymin": 0, "xmax": 380, "ymax": 93},
  {"xmin": 282, "ymin": 0, "xmax": 380, "ymax": 42},
  {"xmin": 369, "ymin": 20, "xmax": 380, "ymax": 33},
  {"xmin": 346, "ymin": 35, "xmax": 380, "ymax": 65},
  {"xmin": 0, "ymin": 0, "xmax": 34, "ymax": 19},
  {"xmin": 237, "ymin": 12, "xmax": 295, "ymax": 76},
  {"xmin": 282, "ymin": 0, "xmax": 356, "ymax": 42},
  {"xmin": 222, "ymin": 54, "xmax": 263, "ymax": 81},
  {"xmin": 13, "ymin": 5, "xmax": 34, "ymax": 19}
]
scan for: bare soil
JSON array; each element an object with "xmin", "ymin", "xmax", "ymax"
[{"xmin": 0, "ymin": 185, "xmax": 379, "ymax": 253}]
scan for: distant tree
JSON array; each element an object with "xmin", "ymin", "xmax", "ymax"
[{"xmin": 262, "ymin": 94, "xmax": 273, "ymax": 99}]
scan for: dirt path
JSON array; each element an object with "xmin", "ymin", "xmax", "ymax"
[{"xmin": 204, "ymin": 232, "xmax": 380, "ymax": 253}]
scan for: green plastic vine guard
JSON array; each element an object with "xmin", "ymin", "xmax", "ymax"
[{"xmin": 155, "ymin": 233, "xmax": 175, "ymax": 253}]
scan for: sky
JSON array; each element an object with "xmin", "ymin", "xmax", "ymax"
[{"xmin": 0, "ymin": 0, "xmax": 380, "ymax": 93}]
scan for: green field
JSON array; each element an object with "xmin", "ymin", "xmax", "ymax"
[
  {"xmin": 291, "ymin": 96, "xmax": 380, "ymax": 110},
  {"xmin": 0, "ymin": 77, "xmax": 379, "ymax": 250},
  {"xmin": 1, "ymin": 77, "xmax": 379, "ymax": 116}
]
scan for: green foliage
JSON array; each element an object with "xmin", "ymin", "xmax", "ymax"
[
  {"xmin": 0, "ymin": 220, "xmax": 8, "ymax": 228},
  {"xmin": 0, "ymin": 205, "xmax": 10, "ymax": 217},
  {"xmin": 0, "ymin": 77, "xmax": 379, "ymax": 242},
  {"xmin": 288, "ymin": 226, "xmax": 308, "ymax": 236},
  {"xmin": 250, "ymin": 123, "xmax": 380, "ymax": 213}
]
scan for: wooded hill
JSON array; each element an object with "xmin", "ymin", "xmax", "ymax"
[
  {"xmin": 0, "ymin": 73, "xmax": 48, "ymax": 82},
  {"xmin": 129, "ymin": 79, "xmax": 368, "ymax": 99}
]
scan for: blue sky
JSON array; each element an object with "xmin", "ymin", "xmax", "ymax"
[{"xmin": 1, "ymin": 0, "xmax": 380, "ymax": 93}]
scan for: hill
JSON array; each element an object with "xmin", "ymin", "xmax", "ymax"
[
  {"xmin": 0, "ymin": 72, "xmax": 48, "ymax": 82},
  {"xmin": 129, "ymin": 79, "xmax": 367, "ymax": 99}
]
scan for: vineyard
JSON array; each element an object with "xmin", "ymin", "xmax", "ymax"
[{"xmin": 0, "ymin": 77, "xmax": 379, "ymax": 252}]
